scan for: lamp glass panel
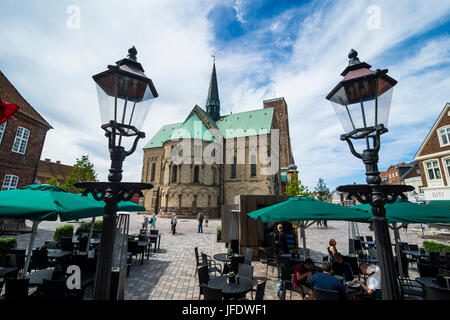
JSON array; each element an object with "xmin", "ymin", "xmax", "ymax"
[
  {"xmin": 376, "ymin": 86, "xmax": 393, "ymax": 129},
  {"xmin": 96, "ymin": 74, "xmax": 155, "ymax": 132}
]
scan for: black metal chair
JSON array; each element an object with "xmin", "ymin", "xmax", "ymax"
[
  {"xmin": 5, "ymin": 278, "xmax": 29, "ymax": 300},
  {"xmin": 418, "ymin": 261, "xmax": 439, "ymax": 278},
  {"xmin": 238, "ymin": 263, "xmax": 255, "ymax": 299},
  {"xmin": 197, "ymin": 265, "xmax": 209, "ymax": 299},
  {"xmin": 254, "ymin": 278, "xmax": 267, "ymax": 300},
  {"xmin": 201, "ymin": 252, "xmax": 222, "ymax": 276},
  {"xmin": 313, "ymin": 287, "xmax": 340, "ymax": 300},
  {"xmin": 259, "ymin": 247, "xmax": 277, "ymax": 275},
  {"xmin": 150, "ymin": 229, "xmax": 159, "ymax": 235},
  {"xmin": 429, "ymin": 252, "xmax": 440, "ymax": 267},
  {"xmin": 424, "ymin": 284, "xmax": 450, "ymax": 300},
  {"xmin": 60, "ymin": 237, "xmax": 75, "ymax": 252},
  {"xmin": 127, "ymin": 240, "xmax": 141, "ymax": 265},
  {"xmin": 343, "ymin": 255, "xmax": 359, "ymax": 278},
  {"xmin": 201, "ymin": 284, "xmax": 223, "ymax": 300},
  {"xmin": 397, "ymin": 277, "xmax": 425, "ymax": 300},
  {"xmin": 244, "ymin": 248, "xmax": 253, "ymax": 265},
  {"xmin": 29, "ymin": 248, "xmax": 49, "ymax": 272},
  {"xmin": 41, "ymin": 279, "xmax": 66, "ymax": 300}
]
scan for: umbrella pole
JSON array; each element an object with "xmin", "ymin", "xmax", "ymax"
[
  {"xmin": 86, "ymin": 217, "xmax": 96, "ymax": 253},
  {"xmin": 300, "ymin": 222, "xmax": 307, "ymax": 258},
  {"xmin": 21, "ymin": 220, "xmax": 39, "ymax": 278}
]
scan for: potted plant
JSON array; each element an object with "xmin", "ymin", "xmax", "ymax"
[
  {"xmin": 216, "ymin": 227, "xmax": 222, "ymax": 242},
  {"xmin": 290, "ymin": 249, "xmax": 297, "ymax": 258},
  {"xmin": 227, "ymin": 248, "xmax": 233, "ymax": 258},
  {"xmin": 357, "ymin": 249, "xmax": 364, "ymax": 258},
  {"xmin": 52, "ymin": 264, "xmax": 65, "ymax": 280},
  {"xmin": 227, "ymin": 272, "xmax": 236, "ymax": 284}
]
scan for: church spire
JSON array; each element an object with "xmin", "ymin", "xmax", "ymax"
[{"xmin": 206, "ymin": 60, "xmax": 220, "ymax": 121}]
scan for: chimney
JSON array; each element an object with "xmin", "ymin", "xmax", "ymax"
[
  {"xmin": 56, "ymin": 161, "xmax": 61, "ymax": 165},
  {"xmin": 45, "ymin": 158, "xmax": 51, "ymax": 162}
]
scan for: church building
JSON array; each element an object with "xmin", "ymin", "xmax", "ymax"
[{"xmin": 141, "ymin": 63, "xmax": 295, "ymax": 217}]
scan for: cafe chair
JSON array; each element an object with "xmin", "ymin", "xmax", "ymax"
[
  {"xmin": 424, "ymin": 284, "xmax": 450, "ymax": 300},
  {"xmin": 201, "ymin": 252, "xmax": 222, "ymax": 276},
  {"xmin": 367, "ymin": 248, "xmax": 378, "ymax": 260},
  {"xmin": 244, "ymin": 248, "xmax": 253, "ymax": 265},
  {"xmin": 254, "ymin": 279, "xmax": 267, "ymax": 300},
  {"xmin": 201, "ymin": 284, "xmax": 223, "ymax": 300},
  {"xmin": 5, "ymin": 278, "xmax": 30, "ymax": 301},
  {"xmin": 42, "ymin": 279, "xmax": 66, "ymax": 300},
  {"xmin": 197, "ymin": 265, "xmax": 210, "ymax": 300},
  {"xmin": 397, "ymin": 277, "xmax": 425, "ymax": 300},
  {"xmin": 313, "ymin": 287, "xmax": 340, "ymax": 300},
  {"xmin": 238, "ymin": 263, "xmax": 255, "ymax": 299},
  {"xmin": 259, "ymin": 247, "xmax": 277, "ymax": 275}
]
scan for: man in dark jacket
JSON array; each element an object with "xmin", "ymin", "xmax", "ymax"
[{"xmin": 275, "ymin": 224, "xmax": 289, "ymax": 254}]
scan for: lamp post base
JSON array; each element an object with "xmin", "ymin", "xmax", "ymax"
[
  {"xmin": 337, "ymin": 183, "xmax": 413, "ymax": 300},
  {"xmin": 75, "ymin": 181, "xmax": 153, "ymax": 300}
]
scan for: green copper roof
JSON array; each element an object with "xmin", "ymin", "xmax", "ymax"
[
  {"xmin": 144, "ymin": 106, "xmax": 274, "ymax": 149},
  {"xmin": 171, "ymin": 112, "xmax": 215, "ymax": 142},
  {"xmin": 216, "ymin": 107, "xmax": 274, "ymax": 139},
  {"xmin": 143, "ymin": 123, "xmax": 182, "ymax": 149}
]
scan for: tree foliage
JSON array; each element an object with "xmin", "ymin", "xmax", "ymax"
[
  {"xmin": 45, "ymin": 177, "xmax": 60, "ymax": 186},
  {"xmin": 285, "ymin": 171, "xmax": 311, "ymax": 197},
  {"xmin": 62, "ymin": 155, "xmax": 98, "ymax": 193},
  {"xmin": 314, "ymin": 177, "xmax": 331, "ymax": 201}
]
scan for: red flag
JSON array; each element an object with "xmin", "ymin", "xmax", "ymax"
[{"xmin": 0, "ymin": 97, "xmax": 19, "ymax": 124}]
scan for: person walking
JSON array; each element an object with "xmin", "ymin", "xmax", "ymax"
[
  {"xmin": 197, "ymin": 212, "xmax": 204, "ymax": 233},
  {"xmin": 142, "ymin": 215, "xmax": 149, "ymax": 230},
  {"xmin": 150, "ymin": 214, "xmax": 157, "ymax": 230},
  {"xmin": 205, "ymin": 214, "xmax": 208, "ymax": 227},
  {"xmin": 171, "ymin": 214, "xmax": 177, "ymax": 235}
]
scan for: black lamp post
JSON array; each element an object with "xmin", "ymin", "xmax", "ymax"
[
  {"xmin": 326, "ymin": 49, "xmax": 413, "ymax": 300},
  {"xmin": 75, "ymin": 46, "xmax": 158, "ymax": 300}
]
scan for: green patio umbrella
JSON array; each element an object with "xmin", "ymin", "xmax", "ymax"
[
  {"xmin": 352, "ymin": 199, "xmax": 450, "ymax": 224},
  {"xmin": 247, "ymin": 196, "xmax": 371, "ymax": 257},
  {"xmin": 248, "ymin": 196, "xmax": 371, "ymax": 223},
  {"xmin": 0, "ymin": 184, "xmax": 145, "ymax": 277},
  {"xmin": 353, "ymin": 199, "xmax": 450, "ymax": 277}
]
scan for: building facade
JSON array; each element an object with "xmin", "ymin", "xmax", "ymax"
[
  {"xmin": 379, "ymin": 161, "xmax": 423, "ymax": 202},
  {"xmin": 415, "ymin": 103, "xmax": 450, "ymax": 202},
  {"xmin": 35, "ymin": 158, "xmax": 73, "ymax": 186},
  {"xmin": 0, "ymin": 70, "xmax": 52, "ymax": 230},
  {"xmin": 141, "ymin": 63, "xmax": 295, "ymax": 217}
]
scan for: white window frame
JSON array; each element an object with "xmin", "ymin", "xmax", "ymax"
[
  {"xmin": 2, "ymin": 174, "xmax": 19, "ymax": 190},
  {"xmin": 0, "ymin": 121, "xmax": 6, "ymax": 145},
  {"xmin": 442, "ymin": 157, "xmax": 450, "ymax": 183},
  {"xmin": 424, "ymin": 159, "xmax": 443, "ymax": 187},
  {"xmin": 437, "ymin": 125, "xmax": 450, "ymax": 147},
  {"xmin": 12, "ymin": 126, "xmax": 30, "ymax": 154}
]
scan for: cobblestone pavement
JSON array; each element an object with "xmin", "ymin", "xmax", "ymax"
[{"xmin": 2, "ymin": 215, "xmax": 430, "ymax": 300}]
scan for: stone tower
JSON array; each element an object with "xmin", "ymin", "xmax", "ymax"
[{"xmin": 205, "ymin": 62, "xmax": 220, "ymax": 121}]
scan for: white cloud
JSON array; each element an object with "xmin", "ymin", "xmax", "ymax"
[{"xmin": 233, "ymin": 0, "xmax": 246, "ymax": 23}]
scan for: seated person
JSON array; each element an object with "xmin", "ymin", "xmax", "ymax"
[
  {"xmin": 309, "ymin": 261, "xmax": 347, "ymax": 300},
  {"xmin": 293, "ymin": 259, "xmax": 315, "ymax": 297},
  {"xmin": 353, "ymin": 263, "xmax": 381, "ymax": 299},
  {"xmin": 331, "ymin": 253, "xmax": 354, "ymax": 281}
]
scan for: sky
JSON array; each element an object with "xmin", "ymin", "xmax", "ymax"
[{"xmin": 0, "ymin": 0, "xmax": 450, "ymax": 191}]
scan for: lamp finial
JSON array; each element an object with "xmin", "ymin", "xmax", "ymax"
[{"xmin": 128, "ymin": 46, "xmax": 137, "ymax": 61}]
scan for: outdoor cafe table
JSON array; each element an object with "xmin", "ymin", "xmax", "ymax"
[
  {"xmin": 416, "ymin": 277, "xmax": 450, "ymax": 299},
  {"xmin": 208, "ymin": 275, "xmax": 254, "ymax": 298},
  {"xmin": 47, "ymin": 249, "xmax": 73, "ymax": 259},
  {"xmin": 26, "ymin": 269, "xmax": 53, "ymax": 286},
  {"xmin": 0, "ymin": 267, "xmax": 18, "ymax": 278},
  {"xmin": 213, "ymin": 253, "xmax": 231, "ymax": 263}
]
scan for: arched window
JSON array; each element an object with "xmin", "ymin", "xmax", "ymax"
[
  {"xmin": 194, "ymin": 166, "xmax": 199, "ymax": 183},
  {"xmin": 171, "ymin": 165, "xmax": 178, "ymax": 183},
  {"xmin": 231, "ymin": 157, "xmax": 236, "ymax": 178},
  {"xmin": 151, "ymin": 163, "xmax": 156, "ymax": 181},
  {"xmin": 250, "ymin": 155, "xmax": 257, "ymax": 177}
]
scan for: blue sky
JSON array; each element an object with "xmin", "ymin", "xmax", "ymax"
[{"xmin": 0, "ymin": 0, "xmax": 450, "ymax": 191}]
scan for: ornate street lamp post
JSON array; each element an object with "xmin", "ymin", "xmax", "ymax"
[
  {"xmin": 326, "ymin": 49, "xmax": 413, "ymax": 300},
  {"xmin": 75, "ymin": 46, "xmax": 158, "ymax": 300}
]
